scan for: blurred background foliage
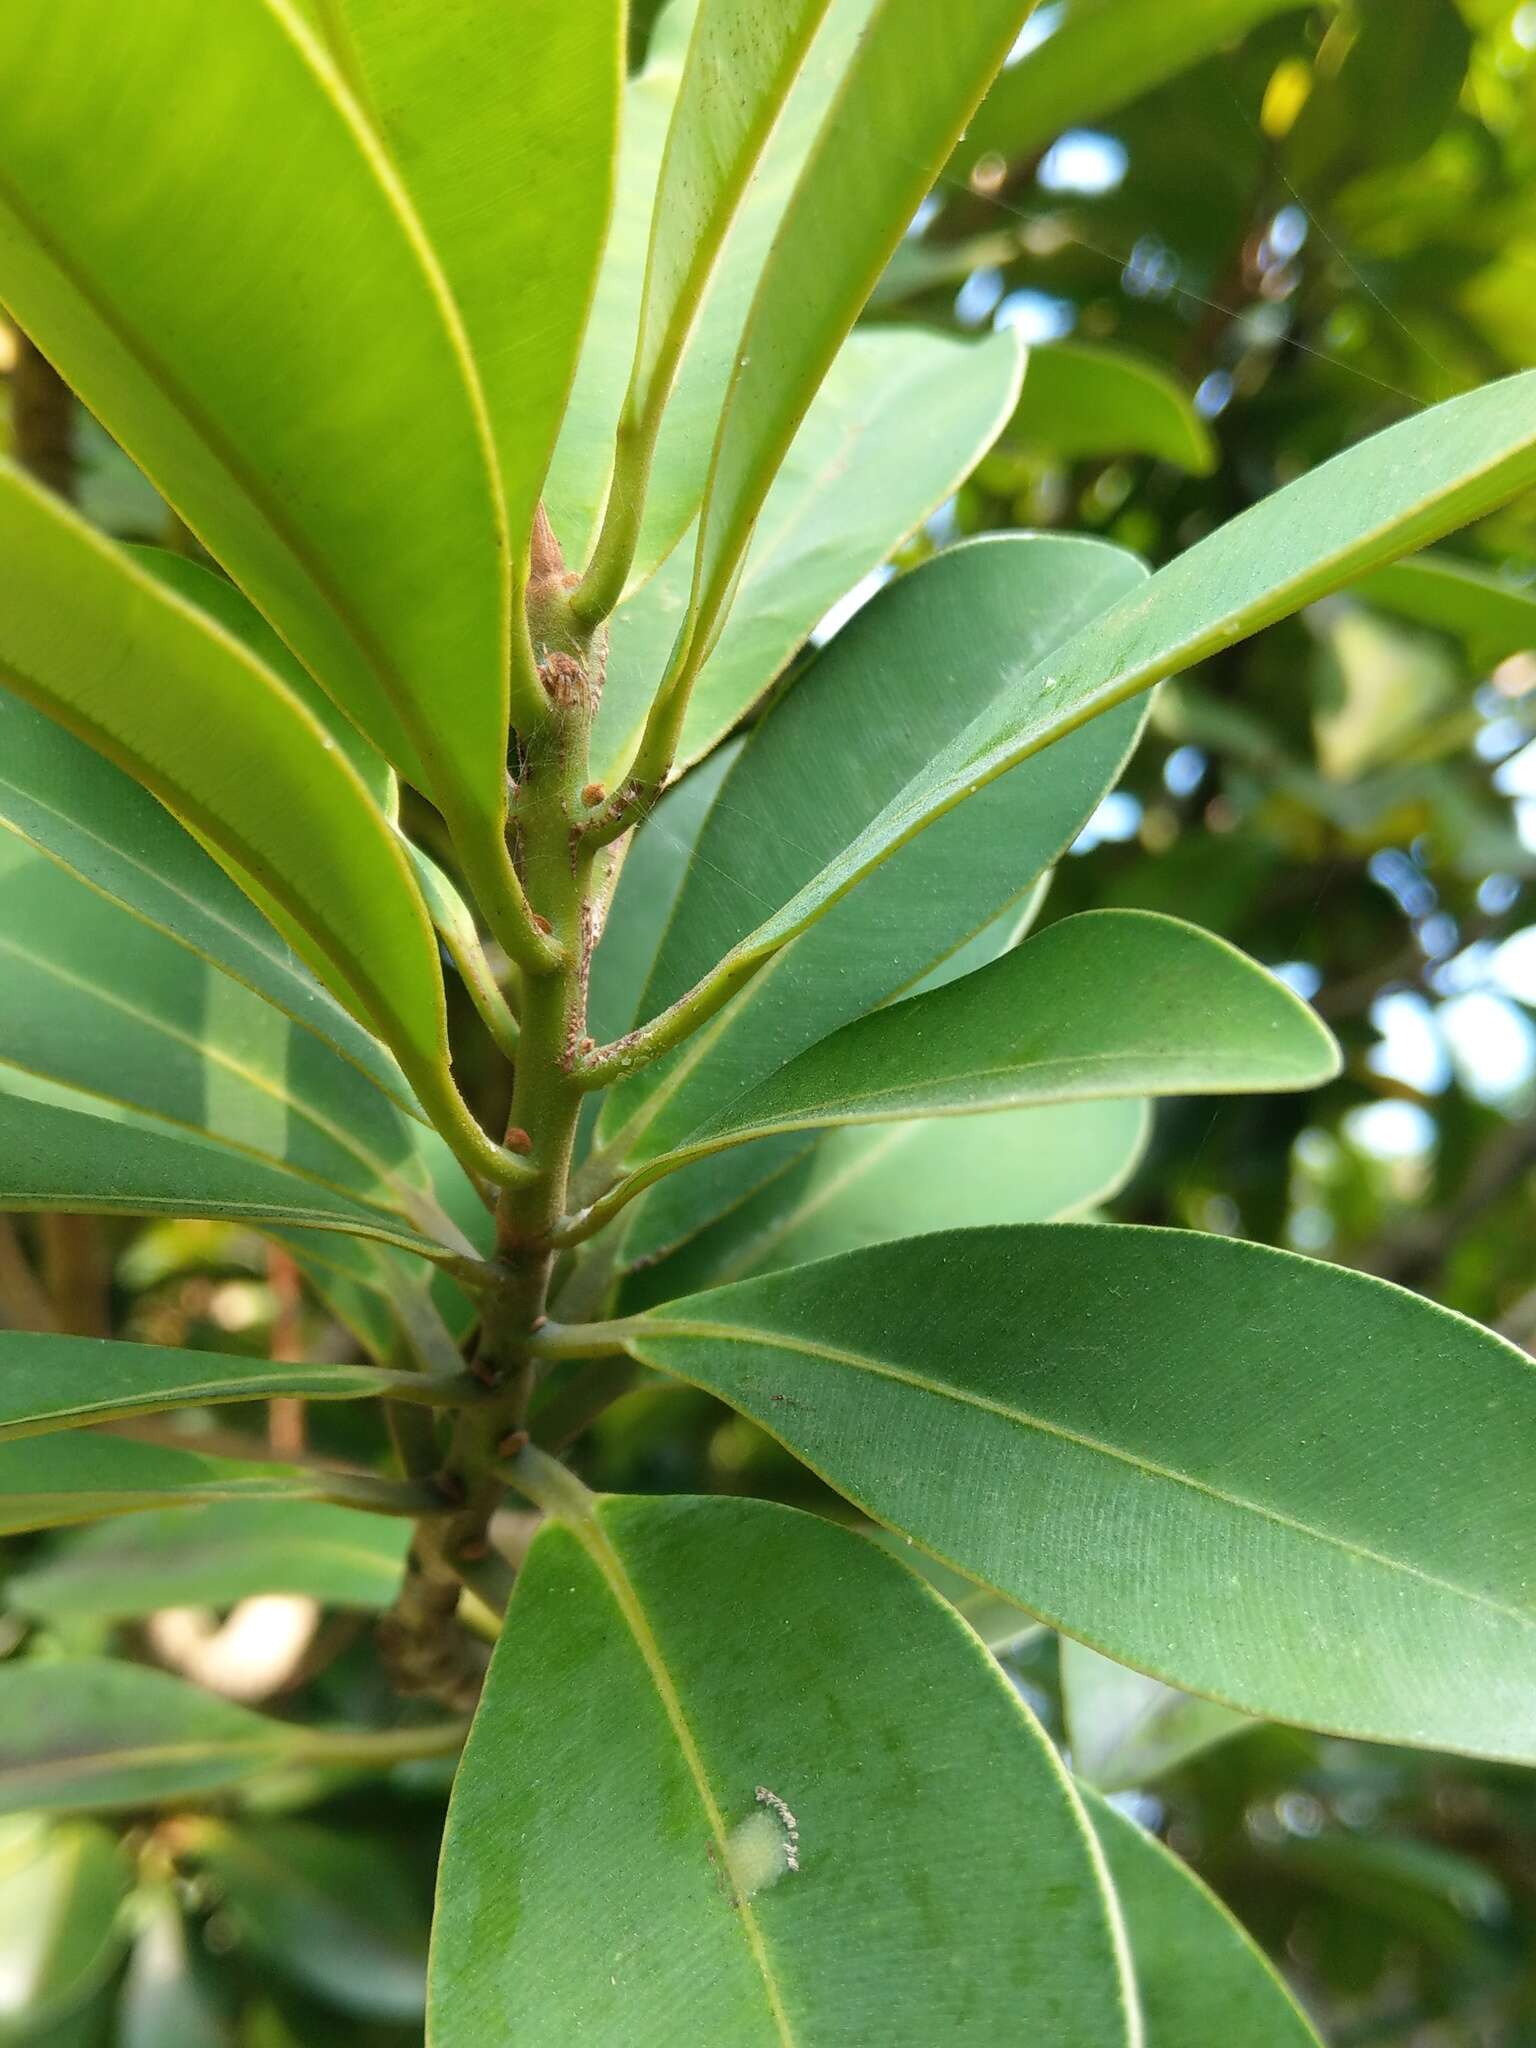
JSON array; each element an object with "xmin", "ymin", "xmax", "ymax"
[{"xmin": 4, "ymin": 0, "xmax": 1536, "ymax": 2040}]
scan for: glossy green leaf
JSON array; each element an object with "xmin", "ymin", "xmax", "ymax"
[
  {"xmin": 1083, "ymin": 1788, "xmax": 1324, "ymax": 2047},
  {"xmin": 603, "ymin": 912, "xmax": 1336, "ymax": 1215},
  {"xmin": 0, "ymin": 1659, "xmax": 458, "ymax": 1816},
  {"xmin": 664, "ymin": 372, "xmax": 1536, "ymax": 1022},
  {"xmin": 679, "ymin": 0, "xmax": 1032, "ymax": 682},
  {"xmin": 431, "ymin": 1490, "xmax": 1135, "ymax": 2044},
  {"xmin": 601, "ymin": 536, "xmax": 1149, "ymax": 1158},
  {"xmin": 1062, "ymin": 1639, "xmax": 1253, "ymax": 1792},
  {"xmin": 399, "ymin": 837, "xmax": 519, "ymax": 1060},
  {"xmin": 129, "ymin": 549, "xmax": 397, "ymax": 813},
  {"xmin": 951, "ymin": 0, "xmax": 1306, "ymax": 178},
  {"xmin": 593, "ymin": 326, "xmax": 1025, "ymax": 781},
  {"xmin": 0, "ymin": 472, "xmax": 498, "ymax": 1173},
  {"xmin": 0, "ymin": 0, "xmax": 512, "ymax": 833},
  {"xmin": 623, "ymin": 1099, "xmax": 1148, "ymax": 1307},
  {"xmin": 1354, "ymin": 550, "xmax": 1536, "ymax": 666},
  {"xmin": 0, "ymin": 689, "xmax": 410, "ymax": 1113},
  {"xmin": 0, "ymin": 1820, "xmax": 131, "ymax": 2040},
  {"xmin": 0, "ymin": 1086, "xmax": 451, "ymax": 1256},
  {"xmin": 185, "ymin": 1820, "xmax": 427, "ymax": 2019},
  {"xmin": 1013, "ymin": 341, "xmax": 1216, "ymax": 475},
  {"xmin": 0, "ymin": 1330, "xmax": 465, "ymax": 1443},
  {"xmin": 0, "ymin": 1432, "xmax": 426, "ymax": 1536},
  {"xmin": 117, "ymin": 1892, "xmax": 228, "ymax": 2048},
  {"xmin": 6, "ymin": 1502, "xmax": 411, "ymax": 1622},
  {"xmin": 314, "ymin": 0, "xmax": 619, "ymax": 684},
  {"xmin": 614, "ymin": 1224, "xmax": 1536, "ymax": 1760}
]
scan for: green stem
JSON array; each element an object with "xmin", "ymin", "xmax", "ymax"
[
  {"xmin": 569, "ymin": 416, "xmax": 654, "ymax": 628},
  {"xmin": 527, "ymin": 1316, "xmax": 643, "ymax": 1361}
]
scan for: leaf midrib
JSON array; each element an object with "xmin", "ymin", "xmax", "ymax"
[
  {"xmin": 638, "ymin": 1317, "xmax": 1536, "ymax": 1633},
  {"xmin": 564, "ymin": 1505, "xmax": 799, "ymax": 2047}
]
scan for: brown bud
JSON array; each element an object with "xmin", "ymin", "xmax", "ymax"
[
  {"xmin": 581, "ymin": 781, "xmax": 606, "ymax": 807},
  {"xmin": 497, "ymin": 1428, "xmax": 530, "ymax": 1460},
  {"xmin": 505, "ymin": 1126, "xmax": 534, "ymax": 1155},
  {"xmin": 530, "ymin": 912, "xmax": 553, "ymax": 935}
]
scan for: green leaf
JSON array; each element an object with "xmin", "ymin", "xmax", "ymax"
[
  {"xmin": 677, "ymin": 0, "xmax": 1031, "ymax": 687},
  {"xmin": 600, "ymin": 912, "xmax": 1336, "ymax": 1218},
  {"xmin": 0, "ymin": 1661, "xmax": 317, "ymax": 1814},
  {"xmin": 1082, "ymin": 1787, "xmax": 1324, "ymax": 2047},
  {"xmin": 0, "ymin": 1330, "xmax": 465, "ymax": 1443},
  {"xmin": 0, "ymin": 1087, "xmax": 453, "ymax": 1256},
  {"xmin": 128, "ymin": 549, "xmax": 397, "ymax": 814},
  {"xmin": 431, "ymin": 1488, "xmax": 1135, "ymax": 2044},
  {"xmin": 0, "ymin": 1659, "xmax": 459, "ymax": 1815},
  {"xmin": 0, "ymin": 1820, "xmax": 131, "ymax": 2040},
  {"xmin": 0, "ymin": 784, "xmax": 473, "ymax": 1251},
  {"xmin": 1061, "ymin": 1639, "xmax": 1253, "ymax": 1792},
  {"xmin": 546, "ymin": 0, "xmax": 877, "ymax": 578},
  {"xmin": 581, "ymin": 0, "xmax": 838, "ymax": 610},
  {"xmin": 182, "ymin": 1820, "xmax": 427, "ymax": 2020},
  {"xmin": 6, "ymin": 1502, "xmax": 411, "ymax": 1623},
  {"xmin": 1012, "ymin": 341, "xmax": 1217, "ymax": 475},
  {"xmin": 951, "ymin": 0, "xmax": 1307, "ymax": 178},
  {"xmin": 0, "ymin": 472, "xmax": 505, "ymax": 1176},
  {"xmin": 117, "ymin": 1891, "xmax": 228, "ymax": 2048},
  {"xmin": 623, "ymin": 1099, "xmax": 1148, "ymax": 1307},
  {"xmin": 601, "ymin": 536, "xmax": 1149, "ymax": 1156},
  {"xmin": 593, "ymin": 326, "xmax": 1024, "ymax": 781},
  {"xmin": 613, "ymin": 1223, "xmax": 1536, "ymax": 1761},
  {"xmin": 0, "ymin": 689, "xmax": 409, "ymax": 1113},
  {"xmin": 667, "ymin": 371, "xmax": 1536, "ymax": 1020},
  {"xmin": 0, "ymin": 1432, "xmax": 426, "ymax": 1536},
  {"xmin": 0, "ymin": 0, "xmax": 512, "ymax": 836},
  {"xmin": 315, "ymin": 0, "xmax": 621, "ymax": 655},
  {"xmin": 1354, "ymin": 550, "xmax": 1536, "ymax": 667}
]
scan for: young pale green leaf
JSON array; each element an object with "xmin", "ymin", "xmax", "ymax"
[
  {"xmin": 183, "ymin": 1820, "xmax": 428, "ymax": 2020},
  {"xmin": 0, "ymin": 1660, "xmax": 458, "ymax": 1816},
  {"xmin": 0, "ymin": 474, "xmax": 512, "ymax": 1183},
  {"xmin": 600, "ymin": 536, "xmax": 1149, "ymax": 1154},
  {"xmin": 0, "ymin": 1330, "xmax": 466, "ymax": 1443},
  {"xmin": 950, "ymin": 0, "xmax": 1306, "ymax": 178},
  {"xmin": 431, "ymin": 1489, "xmax": 1136, "ymax": 2045},
  {"xmin": 593, "ymin": 326, "xmax": 1024, "ymax": 781},
  {"xmin": 315, "ymin": 0, "xmax": 621, "ymax": 676},
  {"xmin": 1061, "ymin": 1639, "xmax": 1253, "ymax": 1793},
  {"xmin": 547, "ymin": 0, "xmax": 877, "ymax": 578},
  {"xmin": 578, "ymin": 0, "xmax": 836, "ymax": 610},
  {"xmin": 1354, "ymin": 551, "xmax": 1536, "ymax": 666},
  {"xmin": 0, "ymin": 0, "xmax": 512, "ymax": 831},
  {"xmin": 6, "ymin": 1502, "xmax": 411, "ymax": 1623},
  {"xmin": 597, "ymin": 912, "xmax": 1336, "ymax": 1220},
  {"xmin": 0, "ymin": 1087, "xmax": 454, "ymax": 1257},
  {"xmin": 622, "ymin": 1098, "xmax": 1148, "ymax": 1308},
  {"xmin": 672, "ymin": 0, "xmax": 1033, "ymax": 708},
  {"xmin": 610, "ymin": 1224, "xmax": 1536, "ymax": 1762},
  {"xmin": 654, "ymin": 371, "xmax": 1536, "ymax": 1028},
  {"xmin": 0, "ymin": 1820, "xmax": 132, "ymax": 2039},
  {"xmin": 0, "ymin": 1432, "xmax": 426, "ymax": 1536},
  {"xmin": 1082, "ymin": 1788, "xmax": 1324, "ymax": 2048},
  {"xmin": 0, "ymin": 690, "xmax": 410, "ymax": 1114},
  {"xmin": 1014, "ymin": 341, "xmax": 1217, "ymax": 475}
]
